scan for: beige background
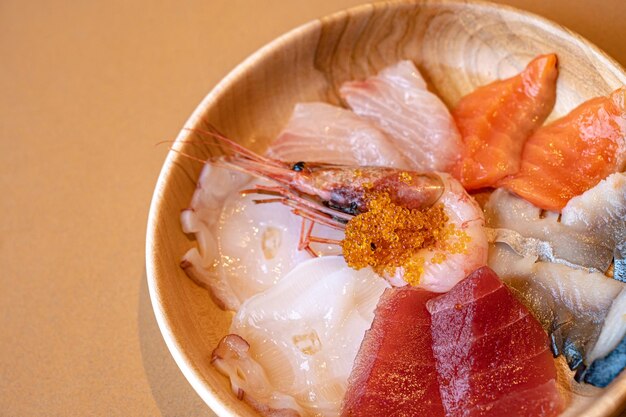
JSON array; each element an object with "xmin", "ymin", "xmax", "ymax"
[{"xmin": 1, "ymin": 1, "xmax": 625, "ymax": 416}]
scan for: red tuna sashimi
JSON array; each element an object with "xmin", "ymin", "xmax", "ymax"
[
  {"xmin": 427, "ymin": 266, "xmax": 563, "ymax": 417},
  {"xmin": 499, "ymin": 87, "xmax": 626, "ymax": 211},
  {"xmin": 453, "ymin": 54, "xmax": 558, "ymax": 190},
  {"xmin": 341, "ymin": 287, "xmax": 444, "ymax": 417}
]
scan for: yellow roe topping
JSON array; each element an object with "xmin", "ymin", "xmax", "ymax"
[{"xmin": 341, "ymin": 192, "xmax": 469, "ymax": 286}]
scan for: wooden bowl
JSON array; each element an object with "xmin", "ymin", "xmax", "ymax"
[{"xmin": 146, "ymin": 1, "xmax": 626, "ymax": 416}]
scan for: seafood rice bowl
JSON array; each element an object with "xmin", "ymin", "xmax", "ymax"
[{"xmin": 146, "ymin": 2, "xmax": 626, "ymax": 417}]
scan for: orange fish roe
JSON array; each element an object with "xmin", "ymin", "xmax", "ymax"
[{"xmin": 342, "ymin": 192, "xmax": 455, "ymax": 285}]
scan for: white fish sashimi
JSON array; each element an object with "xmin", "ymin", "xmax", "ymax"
[
  {"xmin": 485, "ymin": 188, "xmax": 613, "ymax": 272},
  {"xmin": 340, "ymin": 60, "xmax": 462, "ymax": 172},
  {"xmin": 488, "ymin": 243, "xmax": 625, "ymax": 370},
  {"xmin": 181, "ymin": 167, "xmax": 343, "ymax": 311},
  {"xmin": 588, "ymin": 287, "xmax": 626, "ymax": 363},
  {"xmin": 266, "ymin": 102, "xmax": 410, "ymax": 168},
  {"xmin": 212, "ymin": 257, "xmax": 390, "ymax": 417},
  {"xmin": 562, "ymin": 172, "xmax": 626, "ymax": 254}
]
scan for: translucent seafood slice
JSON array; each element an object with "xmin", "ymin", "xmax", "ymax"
[
  {"xmin": 180, "ymin": 164, "xmax": 251, "ymax": 310},
  {"xmin": 181, "ymin": 167, "xmax": 342, "ymax": 311},
  {"xmin": 215, "ymin": 178, "xmax": 343, "ymax": 308},
  {"xmin": 340, "ymin": 60, "xmax": 462, "ymax": 172},
  {"xmin": 499, "ymin": 87, "xmax": 626, "ymax": 211},
  {"xmin": 266, "ymin": 102, "xmax": 410, "ymax": 169},
  {"xmin": 214, "ymin": 256, "xmax": 389, "ymax": 417},
  {"xmin": 340, "ymin": 287, "xmax": 444, "ymax": 417},
  {"xmin": 427, "ymin": 266, "xmax": 564, "ymax": 417},
  {"xmin": 453, "ymin": 54, "xmax": 558, "ymax": 190}
]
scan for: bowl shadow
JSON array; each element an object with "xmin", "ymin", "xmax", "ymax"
[{"xmin": 138, "ymin": 269, "xmax": 216, "ymax": 417}]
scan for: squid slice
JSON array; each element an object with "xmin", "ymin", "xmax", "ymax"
[
  {"xmin": 180, "ymin": 164, "xmax": 251, "ymax": 310},
  {"xmin": 181, "ymin": 164, "xmax": 343, "ymax": 311},
  {"xmin": 213, "ymin": 256, "xmax": 389, "ymax": 417}
]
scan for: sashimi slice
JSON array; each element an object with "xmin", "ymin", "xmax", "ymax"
[
  {"xmin": 453, "ymin": 54, "xmax": 558, "ymax": 189},
  {"xmin": 266, "ymin": 102, "xmax": 410, "ymax": 168},
  {"xmin": 499, "ymin": 87, "xmax": 626, "ymax": 211},
  {"xmin": 217, "ymin": 256, "xmax": 389, "ymax": 417},
  {"xmin": 427, "ymin": 266, "xmax": 563, "ymax": 417},
  {"xmin": 340, "ymin": 60, "xmax": 462, "ymax": 172},
  {"xmin": 341, "ymin": 287, "xmax": 444, "ymax": 417}
]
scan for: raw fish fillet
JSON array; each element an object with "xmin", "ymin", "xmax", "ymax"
[
  {"xmin": 341, "ymin": 287, "xmax": 444, "ymax": 417},
  {"xmin": 267, "ymin": 102, "xmax": 410, "ymax": 168},
  {"xmin": 499, "ymin": 87, "xmax": 626, "ymax": 211},
  {"xmin": 453, "ymin": 54, "xmax": 558, "ymax": 189},
  {"xmin": 427, "ymin": 266, "xmax": 563, "ymax": 417},
  {"xmin": 485, "ymin": 188, "xmax": 613, "ymax": 273},
  {"xmin": 561, "ymin": 172, "xmax": 626, "ymax": 259},
  {"xmin": 340, "ymin": 61, "xmax": 462, "ymax": 172}
]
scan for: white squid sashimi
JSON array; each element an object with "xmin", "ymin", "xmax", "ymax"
[
  {"xmin": 181, "ymin": 166, "xmax": 343, "ymax": 311},
  {"xmin": 180, "ymin": 164, "xmax": 251, "ymax": 310},
  {"xmin": 340, "ymin": 60, "xmax": 462, "ymax": 172},
  {"xmin": 266, "ymin": 102, "xmax": 410, "ymax": 168},
  {"xmin": 212, "ymin": 256, "xmax": 390, "ymax": 417}
]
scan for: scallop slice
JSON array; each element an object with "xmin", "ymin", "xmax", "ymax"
[{"xmin": 214, "ymin": 256, "xmax": 389, "ymax": 417}]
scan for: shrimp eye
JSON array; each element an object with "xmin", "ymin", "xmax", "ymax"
[
  {"xmin": 292, "ymin": 161, "xmax": 305, "ymax": 172},
  {"xmin": 370, "ymin": 242, "xmax": 377, "ymax": 251}
]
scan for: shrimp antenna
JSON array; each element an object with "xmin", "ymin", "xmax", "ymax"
[
  {"xmin": 184, "ymin": 127, "xmax": 284, "ymax": 168},
  {"xmin": 168, "ymin": 147, "xmax": 208, "ymax": 164}
]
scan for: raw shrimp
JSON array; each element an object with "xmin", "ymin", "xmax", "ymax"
[
  {"xmin": 389, "ymin": 173, "xmax": 489, "ymax": 292},
  {"xmin": 182, "ymin": 129, "xmax": 488, "ymax": 293}
]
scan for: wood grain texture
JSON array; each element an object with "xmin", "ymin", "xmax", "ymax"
[{"xmin": 146, "ymin": 1, "xmax": 626, "ymax": 416}]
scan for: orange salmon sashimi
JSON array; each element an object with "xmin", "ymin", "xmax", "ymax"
[
  {"xmin": 499, "ymin": 87, "xmax": 626, "ymax": 212},
  {"xmin": 453, "ymin": 54, "xmax": 559, "ymax": 190}
]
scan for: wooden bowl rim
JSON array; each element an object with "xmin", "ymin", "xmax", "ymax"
[{"xmin": 146, "ymin": 1, "xmax": 626, "ymax": 416}]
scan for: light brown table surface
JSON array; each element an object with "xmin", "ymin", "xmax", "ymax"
[{"xmin": 1, "ymin": 1, "xmax": 625, "ymax": 416}]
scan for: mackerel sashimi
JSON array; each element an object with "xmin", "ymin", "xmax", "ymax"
[
  {"xmin": 266, "ymin": 102, "xmax": 410, "ymax": 168},
  {"xmin": 341, "ymin": 287, "xmax": 444, "ymax": 417},
  {"xmin": 499, "ymin": 87, "xmax": 626, "ymax": 211},
  {"xmin": 453, "ymin": 54, "xmax": 558, "ymax": 190},
  {"xmin": 340, "ymin": 60, "xmax": 462, "ymax": 172},
  {"xmin": 427, "ymin": 266, "xmax": 564, "ymax": 417}
]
